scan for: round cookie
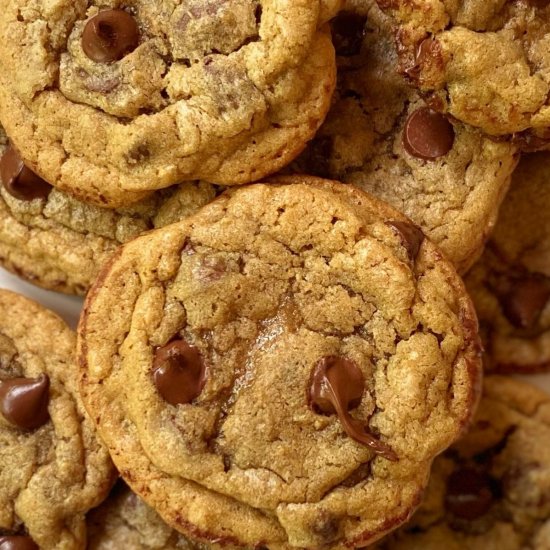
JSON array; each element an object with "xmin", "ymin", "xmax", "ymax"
[
  {"xmin": 465, "ymin": 152, "xmax": 550, "ymax": 373},
  {"xmin": 78, "ymin": 177, "xmax": 482, "ymax": 548},
  {"xmin": 293, "ymin": 2, "xmax": 518, "ymax": 274},
  {"xmin": 87, "ymin": 482, "xmax": 207, "ymax": 550},
  {"xmin": 0, "ymin": 290, "xmax": 115, "ymax": 549},
  {"xmin": 0, "ymin": 131, "xmax": 217, "ymax": 295},
  {"xmin": 376, "ymin": 376, "xmax": 550, "ymax": 549},
  {"xmin": 0, "ymin": 1, "xmax": 336, "ymax": 207},
  {"xmin": 376, "ymin": 0, "xmax": 550, "ymax": 138}
]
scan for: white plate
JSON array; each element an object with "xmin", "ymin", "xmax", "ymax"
[{"xmin": 1, "ymin": 266, "xmax": 550, "ymax": 394}]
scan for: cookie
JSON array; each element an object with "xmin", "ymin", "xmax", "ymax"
[
  {"xmin": 0, "ymin": 131, "xmax": 217, "ymax": 295},
  {"xmin": 293, "ymin": 2, "xmax": 519, "ymax": 274},
  {"xmin": 0, "ymin": 290, "xmax": 115, "ymax": 549},
  {"xmin": 78, "ymin": 177, "xmax": 482, "ymax": 548},
  {"xmin": 87, "ymin": 482, "xmax": 206, "ymax": 550},
  {"xmin": 465, "ymin": 152, "xmax": 550, "ymax": 374},
  {"xmin": 0, "ymin": 1, "xmax": 336, "ymax": 207},
  {"xmin": 376, "ymin": 0, "xmax": 550, "ymax": 138},
  {"xmin": 377, "ymin": 376, "xmax": 550, "ymax": 549}
]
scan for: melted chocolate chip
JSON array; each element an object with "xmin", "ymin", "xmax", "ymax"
[
  {"xmin": 403, "ymin": 107, "xmax": 455, "ymax": 160},
  {"xmin": 308, "ymin": 357, "xmax": 398, "ymax": 461},
  {"xmin": 499, "ymin": 275, "xmax": 550, "ymax": 329},
  {"xmin": 0, "ymin": 146, "xmax": 52, "ymax": 201},
  {"xmin": 0, "ymin": 536, "xmax": 39, "ymax": 550},
  {"xmin": 445, "ymin": 468, "xmax": 495, "ymax": 520},
  {"xmin": 152, "ymin": 340, "xmax": 207, "ymax": 406},
  {"xmin": 0, "ymin": 374, "xmax": 50, "ymax": 430},
  {"xmin": 405, "ymin": 37, "xmax": 439, "ymax": 80},
  {"xmin": 387, "ymin": 221, "xmax": 425, "ymax": 261},
  {"xmin": 331, "ymin": 12, "xmax": 367, "ymax": 57},
  {"xmin": 82, "ymin": 9, "xmax": 139, "ymax": 63}
]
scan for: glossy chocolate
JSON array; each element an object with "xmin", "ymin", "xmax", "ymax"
[
  {"xmin": 152, "ymin": 340, "xmax": 207, "ymax": 406},
  {"xmin": 309, "ymin": 356, "xmax": 398, "ymax": 461},
  {"xmin": 0, "ymin": 146, "xmax": 52, "ymax": 201},
  {"xmin": 403, "ymin": 107, "xmax": 455, "ymax": 160},
  {"xmin": 0, "ymin": 374, "xmax": 50, "ymax": 430},
  {"xmin": 82, "ymin": 9, "xmax": 139, "ymax": 63}
]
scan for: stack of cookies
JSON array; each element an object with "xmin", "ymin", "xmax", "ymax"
[{"xmin": 0, "ymin": 1, "xmax": 549, "ymax": 548}]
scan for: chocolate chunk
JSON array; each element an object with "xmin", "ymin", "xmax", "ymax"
[
  {"xmin": 403, "ymin": 107, "xmax": 455, "ymax": 160},
  {"xmin": 82, "ymin": 9, "xmax": 139, "ymax": 63},
  {"xmin": 445, "ymin": 468, "xmax": 495, "ymax": 520},
  {"xmin": 499, "ymin": 275, "xmax": 550, "ymax": 329},
  {"xmin": 309, "ymin": 357, "xmax": 398, "ymax": 461},
  {"xmin": 387, "ymin": 221, "xmax": 425, "ymax": 261},
  {"xmin": 0, "ymin": 374, "xmax": 50, "ymax": 430},
  {"xmin": 152, "ymin": 340, "xmax": 207, "ymax": 406},
  {"xmin": 0, "ymin": 536, "xmax": 39, "ymax": 550},
  {"xmin": 0, "ymin": 146, "xmax": 52, "ymax": 201},
  {"xmin": 331, "ymin": 12, "xmax": 367, "ymax": 57}
]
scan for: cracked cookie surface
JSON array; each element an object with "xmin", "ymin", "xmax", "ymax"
[
  {"xmin": 0, "ymin": 290, "xmax": 115, "ymax": 549},
  {"xmin": 377, "ymin": 376, "xmax": 550, "ymax": 550},
  {"xmin": 0, "ymin": 1, "xmax": 336, "ymax": 207},
  {"xmin": 0, "ymin": 127, "xmax": 217, "ymax": 295},
  {"xmin": 376, "ymin": 0, "xmax": 550, "ymax": 138},
  {"xmin": 78, "ymin": 176, "xmax": 482, "ymax": 548},
  {"xmin": 465, "ymin": 152, "xmax": 550, "ymax": 373},
  {"xmin": 293, "ymin": 1, "xmax": 518, "ymax": 274}
]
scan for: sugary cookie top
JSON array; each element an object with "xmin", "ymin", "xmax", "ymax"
[
  {"xmin": 377, "ymin": 0, "xmax": 550, "ymax": 137},
  {"xmin": 0, "ymin": 1, "xmax": 336, "ymax": 206},
  {"xmin": 0, "ymin": 290, "xmax": 114, "ymax": 549},
  {"xmin": 379, "ymin": 376, "xmax": 550, "ymax": 549},
  {"xmin": 466, "ymin": 152, "xmax": 550, "ymax": 373},
  {"xmin": 79, "ymin": 177, "xmax": 482, "ymax": 548},
  {"xmin": 294, "ymin": 2, "xmax": 518, "ymax": 274}
]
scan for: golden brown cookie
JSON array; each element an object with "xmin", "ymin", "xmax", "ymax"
[
  {"xmin": 0, "ymin": 1, "xmax": 336, "ymax": 207},
  {"xmin": 79, "ymin": 177, "xmax": 482, "ymax": 548},
  {"xmin": 87, "ymin": 482, "xmax": 207, "ymax": 550},
  {"xmin": 465, "ymin": 152, "xmax": 550, "ymax": 374},
  {"xmin": 377, "ymin": 376, "xmax": 550, "ymax": 550},
  {"xmin": 293, "ymin": 1, "xmax": 519, "ymax": 274},
  {"xmin": 0, "ymin": 130, "xmax": 217, "ymax": 295},
  {"xmin": 376, "ymin": 0, "xmax": 550, "ymax": 139},
  {"xmin": 0, "ymin": 290, "xmax": 115, "ymax": 549}
]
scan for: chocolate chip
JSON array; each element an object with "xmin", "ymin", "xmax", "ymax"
[
  {"xmin": 309, "ymin": 357, "xmax": 398, "ymax": 461},
  {"xmin": 403, "ymin": 107, "xmax": 455, "ymax": 160},
  {"xmin": 445, "ymin": 468, "xmax": 495, "ymax": 520},
  {"xmin": 499, "ymin": 275, "xmax": 550, "ymax": 329},
  {"xmin": 0, "ymin": 536, "xmax": 39, "ymax": 550},
  {"xmin": 0, "ymin": 146, "xmax": 52, "ymax": 201},
  {"xmin": 152, "ymin": 340, "xmax": 207, "ymax": 406},
  {"xmin": 82, "ymin": 9, "xmax": 139, "ymax": 63},
  {"xmin": 0, "ymin": 374, "xmax": 50, "ymax": 430},
  {"xmin": 405, "ymin": 37, "xmax": 439, "ymax": 80},
  {"xmin": 331, "ymin": 12, "xmax": 367, "ymax": 57},
  {"xmin": 387, "ymin": 221, "xmax": 425, "ymax": 261}
]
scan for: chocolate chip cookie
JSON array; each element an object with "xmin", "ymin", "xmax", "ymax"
[
  {"xmin": 377, "ymin": 0, "xmax": 550, "ymax": 138},
  {"xmin": 0, "ymin": 290, "xmax": 115, "ymax": 549},
  {"xmin": 88, "ymin": 482, "xmax": 208, "ymax": 550},
  {"xmin": 79, "ymin": 177, "xmax": 482, "ymax": 548},
  {"xmin": 465, "ymin": 152, "xmax": 550, "ymax": 374},
  {"xmin": 0, "ymin": 1, "xmax": 336, "ymax": 207},
  {"xmin": 377, "ymin": 376, "xmax": 550, "ymax": 549},
  {"xmin": 0, "ymin": 130, "xmax": 217, "ymax": 295},
  {"xmin": 293, "ymin": 2, "xmax": 519, "ymax": 274}
]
